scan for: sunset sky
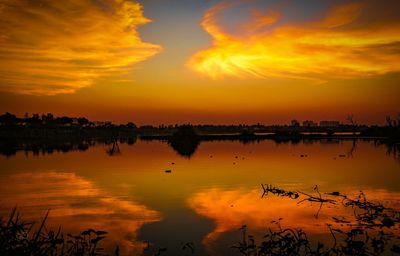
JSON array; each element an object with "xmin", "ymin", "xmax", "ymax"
[{"xmin": 0, "ymin": 0, "xmax": 399, "ymax": 124}]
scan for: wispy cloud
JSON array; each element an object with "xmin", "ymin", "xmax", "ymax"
[
  {"xmin": 188, "ymin": 1, "xmax": 400, "ymax": 81},
  {"xmin": 0, "ymin": 0, "xmax": 161, "ymax": 95}
]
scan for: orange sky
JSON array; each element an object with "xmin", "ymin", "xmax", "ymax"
[{"xmin": 0, "ymin": 0, "xmax": 399, "ymax": 124}]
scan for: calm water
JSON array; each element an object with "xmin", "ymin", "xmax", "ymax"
[{"xmin": 0, "ymin": 139, "xmax": 399, "ymax": 255}]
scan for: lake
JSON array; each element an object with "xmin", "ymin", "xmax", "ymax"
[{"xmin": 0, "ymin": 139, "xmax": 399, "ymax": 255}]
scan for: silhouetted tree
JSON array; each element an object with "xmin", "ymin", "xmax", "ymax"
[
  {"xmin": 346, "ymin": 114, "xmax": 354, "ymax": 125},
  {"xmin": 386, "ymin": 115, "xmax": 394, "ymax": 127},
  {"xmin": 346, "ymin": 114, "xmax": 356, "ymax": 135},
  {"xmin": 239, "ymin": 129, "xmax": 256, "ymax": 143},
  {"xmin": 168, "ymin": 125, "xmax": 199, "ymax": 157},
  {"xmin": 106, "ymin": 140, "xmax": 120, "ymax": 156},
  {"xmin": 55, "ymin": 116, "xmax": 73, "ymax": 126},
  {"xmin": 41, "ymin": 113, "xmax": 54, "ymax": 125},
  {"xmin": 0, "ymin": 112, "xmax": 17, "ymax": 126},
  {"xmin": 291, "ymin": 119, "xmax": 300, "ymax": 127},
  {"xmin": 78, "ymin": 117, "xmax": 89, "ymax": 126},
  {"xmin": 126, "ymin": 122, "xmax": 136, "ymax": 129}
]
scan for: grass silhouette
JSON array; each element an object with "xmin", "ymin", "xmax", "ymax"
[
  {"xmin": 0, "ymin": 208, "xmax": 115, "ymax": 256},
  {"xmin": 232, "ymin": 185, "xmax": 400, "ymax": 255},
  {"xmin": 1, "ymin": 186, "xmax": 399, "ymax": 256}
]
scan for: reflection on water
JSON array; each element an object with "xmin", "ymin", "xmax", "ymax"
[
  {"xmin": 188, "ymin": 187, "xmax": 400, "ymax": 255},
  {"xmin": 2, "ymin": 136, "xmax": 399, "ymax": 163},
  {"xmin": 0, "ymin": 139, "xmax": 399, "ymax": 255},
  {"xmin": 0, "ymin": 171, "xmax": 161, "ymax": 255},
  {"xmin": 0, "ymin": 137, "xmax": 137, "ymax": 158}
]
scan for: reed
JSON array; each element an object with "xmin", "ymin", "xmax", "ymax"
[{"xmin": 0, "ymin": 208, "xmax": 114, "ymax": 256}]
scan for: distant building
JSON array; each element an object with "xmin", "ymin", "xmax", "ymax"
[
  {"xmin": 302, "ymin": 120, "xmax": 318, "ymax": 127},
  {"xmin": 94, "ymin": 121, "xmax": 111, "ymax": 127},
  {"xmin": 319, "ymin": 120, "xmax": 340, "ymax": 127},
  {"xmin": 71, "ymin": 118, "xmax": 79, "ymax": 125}
]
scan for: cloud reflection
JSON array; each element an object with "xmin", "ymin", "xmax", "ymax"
[
  {"xmin": 188, "ymin": 186, "xmax": 400, "ymax": 252},
  {"xmin": 0, "ymin": 171, "xmax": 162, "ymax": 255}
]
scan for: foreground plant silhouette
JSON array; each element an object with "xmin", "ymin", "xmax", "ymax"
[
  {"xmin": 0, "ymin": 208, "xmax": 115, "ymax": 256},
  {"xmin": 232, "ymin": 185, "xmax": 400, "ymax": 256},
  {"xmin": 233, "ymin": 222, "xmax": 400, "ymax": 256},
  {"xmin": 2, "ymin": 186, "xmax": 399, "ymax": 256}
]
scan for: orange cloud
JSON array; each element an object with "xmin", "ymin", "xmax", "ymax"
[
  {"xmin": 188, "ymin": 1, "xmax": 400, "ymax": 81},
  {"xmin": 0, "ymin": 0, "xmax": 161, "ymax": 95}
]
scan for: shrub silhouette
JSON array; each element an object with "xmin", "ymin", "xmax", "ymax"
[{"xmin": 168, "ymin": 125, "xmax": 199, "ymax": 158}]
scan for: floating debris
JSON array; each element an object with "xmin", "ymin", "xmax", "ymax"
[
  {"xmin": 332, "ymin": 216, "xmax": 351, "ymax": 224},
  {"xmin": 298, "ymin": 188, "xmax": 336, "ymax": 204},
  {"xmin": 235, "ymin": 186, "xmax": 400, "ymax": 256},
  {"xmin": 261, "ymin": 184, "xmax": 299, "ymax": 199},
  {"xmin": 326, "ymin": 191, "xmax": 341, "ymax": 196},
  {"xmin": 181, "ymin": 242, "xmax": 194, "ymax": 254}
]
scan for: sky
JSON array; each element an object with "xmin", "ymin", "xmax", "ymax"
[{"xmin": 0, "ymin": 0, "xmax": 399, "ymax": 125}]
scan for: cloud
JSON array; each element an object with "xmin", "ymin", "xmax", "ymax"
[
  {"xmin": 188, "ymin": 1, "xmax": 400, "ymax": 81},
  {"xmin": 0, "ymin": 0, "xmax": 161, "ymax": 95}
]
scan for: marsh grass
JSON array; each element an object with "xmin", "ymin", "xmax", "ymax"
[
  {"xmin": 0, "ymin": 208, "xmax": 115, "ymax": 256},
  {"xmin": 2, "ymin": 185, "xmax": 400, "ymax": 256},
  {"xmin": 232, "ymin": 185, "xmax": 400, "ymax": 255}
]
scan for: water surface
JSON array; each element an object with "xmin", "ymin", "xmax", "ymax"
[{"xmin": 0, "ymin": 139, "xmax": 399, "ymax": 255}]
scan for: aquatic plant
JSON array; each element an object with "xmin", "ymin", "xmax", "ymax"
[
  {"xmin": 261, "ymin": 184, "xmax": 299, "ymax": 199},
  {"xmin": 0, "ymin": 208, "xmax": 114, "ymax": 256},
  {"xmin": 234, "ymin": 185, "xmax": 400, "ymax": 256}
]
